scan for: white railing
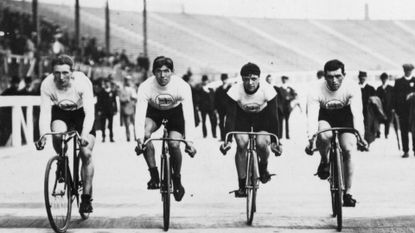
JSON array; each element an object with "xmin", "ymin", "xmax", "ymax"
[{"xmin": 0, "ymin": 96, "xmax": 40, "ymax": 147}]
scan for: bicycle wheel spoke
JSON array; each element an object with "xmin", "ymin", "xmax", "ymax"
[{"xmin": 45, "ymin": 156, "xmax": 72, "ymax": 233}]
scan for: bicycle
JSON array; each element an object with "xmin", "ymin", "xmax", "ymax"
[
  {"xmin": 221, "ymin": 127, "xmax": 279, "ymax": 225},
  {"xmin": 305, "ymin": 127, "xmax": 366, "ymax": 232},
  {"xmin": 136, "ymin": 119, "xmax": 195, "ymax": 231},
  {"xmin": 36, "ymin": 130, "xmax": 89, "ymax": 233}
]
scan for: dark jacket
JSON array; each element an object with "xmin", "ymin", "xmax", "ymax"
[
  {"xmin": 198, "ymin": 86, "xmax": 215, "ymax": 112},
  {"xmin": 96, "ymin": 89, "xmax": 118, "ymax": 114},
  {"xmin": 365, "ymin": 96, "xmax": 387, "ymax": 144},
  {"xmin": 214, "ymin": 84, "xmax": 231, "ymax": 114},
  {"xmin": 376, "ymin": 84, "xmax": 393, "ymax": 119},
  {"xmin": 361, "ymin": 84, "xmax": 376, "ymax": 118},
  {"xmin": 276, "ymin": 85, "xmax": 297, "ymax": 115},
  {"xmin": 393, "ymin": 77, "xmax": 415, "ymax": 116}
]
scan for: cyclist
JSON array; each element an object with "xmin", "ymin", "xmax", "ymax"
[
  {"xmin": 135, "ymin": 56, "xmax": 197, "ymax": 202},
  {"xmin": 306, "ymin": 59, "xmax": 368, "ymax": 207},
  {"xmin": 36, "ymin": 54, "xmax": 96, "ymax": 213},
  {"xmin": 220, "ymin": 62, "xmax": 282, "ymax": 198}
]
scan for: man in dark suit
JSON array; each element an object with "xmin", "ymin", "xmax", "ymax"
[
  {"xmin": 96, "ymin": 79, "xmax": 118, "ymax": 142},
  {"xmin": 358, "ymin": 71, "xmax": 376, "ymax": 144},
  {"xmin": 376, "ymin": 73, "xmax": 394, "ymax": 138},
  {"xmin": 393, "ymin": 64, "xmax": 415, "ymax": 158},
  {"xmin": 276, "ymin": 75, "xmax": 297, "ymax": 139},
  {"xmin": 214, "ymin": 73, "xmax": 231, "ymax": 141},
  {"xmin": 198, "ymin": 75, "xmax": 217, "ymax": 138}
]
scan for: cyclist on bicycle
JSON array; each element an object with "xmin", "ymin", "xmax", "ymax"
[
  {"xmin": 306, "ymin": 59, "xmax": 368, "ymax": 207},
  {"xmin": 220, "ymin": 62, "xmax": 282, "ymax": 198},
  {"xmin": 36, "ymin": 54, "xmax": 96, "ymax": 213},
  {"xmin": 135, "ymin": 56, "xmax": 197, "ymax": 202}
]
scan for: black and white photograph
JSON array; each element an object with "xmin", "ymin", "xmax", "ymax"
[{"xmin": 1, "ymin": 0, "xmax": 415, "ymax": 232}]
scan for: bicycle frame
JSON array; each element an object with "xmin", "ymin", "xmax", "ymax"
[
  {"xmin": 307, "ymin": 127, "xmax": 364, "ymax": 232},
  {"xmin": 141, "ymin": 119, "xmax": 192, "ymax": 231},
  {"xmin": 224, "ymin": 128, "xmax": 279, "ymax": 225}
]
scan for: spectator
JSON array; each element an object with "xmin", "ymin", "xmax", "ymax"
[
  {"xmin": 137, "ymin": 52, "xmax": 150, "ymax": 72},
  {"xmin": 1, "ymin": 76, "xmax": 21, "ymax": 95},
  {"xmin": 393, "ymin": 64, "xmax": 415, "ymax": 158},
  {"xmin": 276, "ymin": 75, "xmax": 297, "ymax": 139},
  {"xmin": 358, "ymin": 71, "xmax": 376, "ymax": 143},
  {"xmin": 214, "ymin": 73, "xmax": 231, "ymax": 141},
  {"xmin": 198, "ymin": 75, "xmax": 217, "ymax": 138},
  {"xmin": 96, "ymin": 79, "xmax": 118, "ymax": 142},
  {"xmin": 182, "ymin": 74, "xmax": 200, "ymax": 127},
  {"xmin": 376, "ymin": 73, "xmax": 394, "ymax": 138},
  {"xmin": 118, "ymin": 76, "xmax": 137, "ymax": 141},
  {"xmin": 18, "ymin": 77, "xmax": 33, "ymax": 95}
]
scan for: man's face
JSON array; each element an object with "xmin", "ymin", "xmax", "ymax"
[
  {"xmin": 154, "ymin": 65, "xmax": 172, "ymax": 86},
  {"xmin": 325, "ymin": 68, "xmax": 344, "ymax": 91},
  {"xmin": 242, "ymin": 74, "xmax": 260, "ymax": 93},
  {"xmin": 358, "ymin": 75, "xmax": 366, "ymax": 84},
  {"xmin": 53, "ymin": 64, "xmax": 72, "ymax": 89},
  {"xmin": 404, "ymin": 69, "xmax": 412, "ymax": 77},
  {"xmin": 265, "ymin": 76, "xmax": 272, "ymax": 84}
]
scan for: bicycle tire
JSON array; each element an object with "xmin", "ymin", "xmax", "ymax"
[
  {"xmin": 333, "ymin": 149, "xmax": 343, "ymax": 232},
  {"xmin": 246, "ymin": 151, "xmax": 257, "ymax": 225},
  {"xmin": 44, "ymin": 156, "xmax": 72, "ymax": 233},
  {"xmin": 162, "ymin": 156, "xmax": 171, "ymax": 231}
]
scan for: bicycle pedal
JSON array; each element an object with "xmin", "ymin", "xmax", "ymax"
[
  {"xmin": 229, "ymin": 190, "xmax": 237, "ymax": 194},
  {"xmin": 270, "ymin": 173, "xmax": 276, "ymax": 177}
]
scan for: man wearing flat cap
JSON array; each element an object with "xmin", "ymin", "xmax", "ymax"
[{"xmin": 393, "ymin": 63, "xmax": 415, "ymax": 158}]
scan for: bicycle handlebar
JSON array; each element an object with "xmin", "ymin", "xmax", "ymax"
[
  {"xmin": 224, "ymin": 131, "xmax": 279, "ymax": 144},
  {"xmin": 306, "ymin": 127, "xmax": 367, "ymax": 155},
  {"xmin": 38, "ymin": 130, "xmax": 81, "ymax": 141},
  {"xmin": 36, "ymin": 130, "xmax": 85, "ymax": 150},
  {"xmin": 142, "ymin": 138, "xmax": 192, "ymax": 148}
]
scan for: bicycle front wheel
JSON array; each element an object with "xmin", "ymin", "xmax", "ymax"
[
  {"xmin": 246, "ymin": 151, "xmax": 258, "ymax": 225},
  {"xmin": 161, "ymin": 156, "xmax": 171, "ymax": 231},
  {"xmin": 44, "ymin": 156, "xmax": 72, "ymax": 233},
  {"xmin": 332, "ymin": 150, "xmax": 343, "ymax": 232}
]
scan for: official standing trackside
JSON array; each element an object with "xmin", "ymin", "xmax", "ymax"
[
  {"xmin": 376, "ymin": 72, "xmax": 394, "ymax": 139},
  {"xmin": 392, "ymin": 64, "xmax": 415, "ymax": 158}
]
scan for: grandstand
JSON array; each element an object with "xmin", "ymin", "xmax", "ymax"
[{"xmin": 2, "ymin": 0, "xmax": 415, "ymax": 77}]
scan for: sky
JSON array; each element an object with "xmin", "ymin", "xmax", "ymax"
[{"xmin": 17, "ymin": 0, "xmax": 415, "ymax": 20}]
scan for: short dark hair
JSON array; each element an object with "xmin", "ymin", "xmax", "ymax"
[
  {"xmin": 380, "ymin": 72, "xmax": 388, "ymax": 80},
  {"xmin": 324, "ymin": 59, "xmax": 345, "ymax": 75},
  {"xmin": 240, "ymin": 62, "xmax": 260, "ymax": 77},
  {"xmin": 316, "ymin": 70, "xmax": 324, "ymax": 77},
  {"xmin": 51, "ymin": 54, "xmax": 74, "ymax": 70},
  {"xmin": 152, "ymin": 56, "xmax": 174, "ymax": 73},
  {"xmin": 202, "ymin": 75, "xmax": 209, "ymax": 82},
  {"xmin": 220, "ymin": 73, "xmax": 228, "ymax": 81}
]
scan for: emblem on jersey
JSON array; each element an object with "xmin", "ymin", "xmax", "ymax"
[
  {"xmin": 242, "ymin": 103, "xmax": 261, "ymax": 112},
  {"xmin": 155, "ymin": 94, "xmax": 174, "ymax": 108},
  {"xmin": 325, "ymin": 100, "xmax": 345, "ymax": 110},
  {"xmin": 58, "ymin": 99, "xmax": 78, "ymax": 111}
]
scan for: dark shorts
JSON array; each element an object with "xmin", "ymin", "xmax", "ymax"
[
  {"xmin": 318, "ymin": 105, "xmax": 354, "ymax": 128},
  {"xmin": 146, "ymin": 104, "xmax": 185, "ymax": 135},
  {"xmin": 234, "ymin": 106, "xmax": 272, "ymax": 132},
  {"xmin": 52, "ymin": 106, "xmax": 96, "ymax": 136}
]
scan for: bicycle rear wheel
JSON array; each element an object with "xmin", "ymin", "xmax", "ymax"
[
  {"xmin": 161, "ymin": 156, "xmax": 171, "ymax": 231},
  {"xmin": 44, "ymin": 156, "xmax": 72, "ymax": 233},
  {"xmin": 332, "ymin": 150, "xmax": 343, "ymax": 232},
  {"xmin": 246, "ymin": 151, "xmax": 258, "ymax": 225}
]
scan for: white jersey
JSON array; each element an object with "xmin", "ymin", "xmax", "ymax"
[
  {"xmin": 227, "ymin": 80, "xmax": 277, "ymax": 113},
  {"xmin": 306, "ymin": 78, "xmax": 364, "ymax": 139},
  {"xmin": 135, "ymin": 75, "xmax": 196, "ymax": 141},
  {"xmin": 39, "ymin": 71, "xmax": 95, "ymax": 137}
]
